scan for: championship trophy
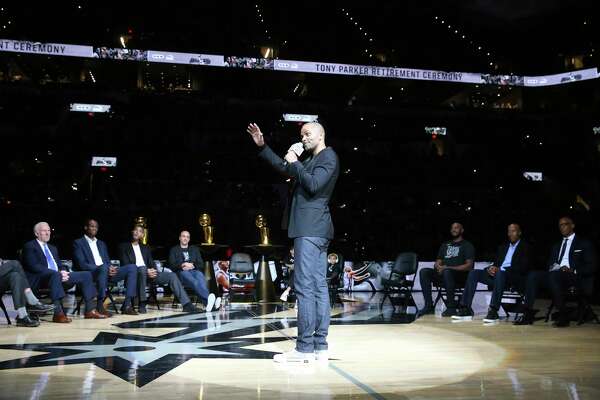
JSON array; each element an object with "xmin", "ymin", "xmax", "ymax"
[
  {"xmin": 199, "ymin": 213, "xmax": 214, "ymax": 245},
  {"xmin": 255, "ymin": 214, "xmax": 270, "ymax": 246},
  {"xmin": 133, "ymin": 216, "xmax": 149, "ymax": 245}
]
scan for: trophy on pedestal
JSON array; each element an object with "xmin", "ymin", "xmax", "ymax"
[
  {"xmin": 133, "ymin": 216, "xmax": 149, "ymax": 245},
  {"xmin": 199, "ymin": 213, "xmax": 214, "ymax": 245},
  {"xmin": 255, "ymin": 214, "xmax": 270, "ymax": 246}
]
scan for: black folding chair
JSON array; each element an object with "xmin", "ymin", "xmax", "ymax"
[{"xmin": 380, "ymin": 252, "xmax": 418, "ymax": 311}]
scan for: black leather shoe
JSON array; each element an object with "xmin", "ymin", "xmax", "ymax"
[
  {"xmin": 553, "ymin": 312, "xmax": 570, "ymax": 328},
  {"xmin": 16, "ymin": 315, "xmax": 41, "ymax": 327},
  {"xmin": 418, "ymin": 306, "xmax": 435, "ymax": 317},
  {"xmin": 182, "ymin": 303, "xmax": 200, "ymax": 313},
  {"xmin": 27, "ymin": 303, "xmax": 54, "ymax": 315},
  {"xmin": 514, "ymin": 310, "xmax": 536, "ymax": 325}
]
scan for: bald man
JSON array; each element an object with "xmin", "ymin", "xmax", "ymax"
[
  {"xmin": 248, "ymin": 121, "xmax": 339, "ymax": 364},
  {"xmin": 419, "ymin": 222, "xmax": 475, "ymax": 317},
  {"xmin": 452, "ymin": 223, "xmax": 531, "ymax": 323},
  {"xmin": 515, "ymin": 216, "xmax": 597, "ymax": 327}
]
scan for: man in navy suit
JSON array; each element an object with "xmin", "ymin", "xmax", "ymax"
[
  {"xmin": 73, "ymin": 219, "xmax": 138, "ymax": 316},
  {"xmin": 248, "ymin": 121, "xmax": 339, "ymax": 364},
  {"xmin": 515, "ymin": 216, "xmax": 597, "ymax": 327},
  {"xmin": 22, "ymin": 222, "xmax": 106, "ymax": 322},
  {"xmin": 451, "ymin": 223, "xmax": 531, "ymax": 323}
]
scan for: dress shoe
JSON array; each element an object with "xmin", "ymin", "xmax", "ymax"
[
  {"xmin": 27, "ymin": 303, "xmax": 54, "ymax": 315},
  {"xmin": 553, "ymin": 312, "xmax": 570, "ymax": 328},
  {"xmin": 182, "ymin": 303, "xmax": 200, "ymax": 313},
  {"xmin": 53, "ymin": 313, "xmax": 72, "ymax": 323},
  {"xmin": 16, "ymin": 315, "xmax": 40, "ymax": 327},
  {"xmin": 514, "ymin": 309, "xmax": 536, "ymax": 325},
  {"xmin": 418, "ymin": 305, "xmax": 435, "ymax": 317},
  {"xmin": 84, "ymin": 309, "xmax": 108, "ymax": 319},
  {"xmin": 97, "ymin": 309, "xmax": 113, "ymax": 318},
  {"xmin": 121, "ymin": 307, "xmax": 138, "ymax": 315}
]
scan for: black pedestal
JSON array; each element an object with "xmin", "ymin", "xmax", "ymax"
[{"xmin": 243, "ymin": 244, "xmax": 286, "ymax": 303}]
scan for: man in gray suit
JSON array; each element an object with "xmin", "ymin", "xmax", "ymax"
[{"xmin": 247, "ymin": 122, "xmax": 339, "ymax": 364}]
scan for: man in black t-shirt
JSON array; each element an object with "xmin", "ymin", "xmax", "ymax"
[{"xmin": 419, "ymin": 222, "xmax": 475, "ymax": 317}]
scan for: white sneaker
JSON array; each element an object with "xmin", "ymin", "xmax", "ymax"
[
  {"xmin": 451, "ymin": 315, "xmax": 473, "ymax": 321},
  {"xmin": 280, "ymin": 292, "xmax": 289, "ymax": 302},
  {"xmin": 273, "ymin": 349, "xmax": 315, "ymax": 364},
  {"xmin": 315, "ymin": 350, "xmax": 329, "ymax": 364},
  {"xmin": 214, "ymin": 296, "xmax": 222, "ymax": 310},
  {"xmin": 206, "ymin": 293, "xmax": 216, "ymax": 312}
]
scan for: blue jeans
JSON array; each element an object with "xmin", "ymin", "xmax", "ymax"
[
  {"xmin": 293, "ymin": 236, "xmax": 330, "ymax": 353},
  {"xmin": 177, "ymin": 269, "xmax": 209, "ymax": 304}
]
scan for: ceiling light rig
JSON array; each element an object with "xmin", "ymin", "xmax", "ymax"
[
  {"xmin": 340, "ymin": 8, "xmax": 378, "ymax": 60},
  {"xmin": 433, "ymin": 15, "xmax": 499, "ymax": 70},
  {"xmin": 0, "ymin": 6, "xmax": 14, "ymax": 33}
]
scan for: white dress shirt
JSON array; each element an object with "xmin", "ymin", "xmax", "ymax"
[
  {"xmin": 132, "ymin": 243, "xmax": 146, "ymax": 267},
  {"xmin": 85, "ymin": 235, "xmax": 104, "ymax": 266},
  {"xmin": 558, "ymin": 233, "xmax": 575, "ymax": 268}
]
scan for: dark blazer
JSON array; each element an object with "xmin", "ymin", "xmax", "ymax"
[
  {"xmin": 547, "ymin": 234, "xmax": 597, "ymax": 277},
  {"xmin": 22, "ymin": 240, "xmax": 67, "ymax": 274},
  {"xmin": 494, "ymin": 241, "xmax": 531, "ymax": 277},
  {"xmin": 118, "ymin": 242, "xmax": 156, "ymax": 269},
  {"xmin": 258, "ymin": 145, "xmax": 339, "ymax": 239},
  {"xmin": 168, "ymin": 245, "xmax": 203, "ymax": 272},
  {"xmin": 72, "ymin": 236, "xmax": 111, "ymax": 271}
]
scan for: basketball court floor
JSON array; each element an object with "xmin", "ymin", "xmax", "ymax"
[{"xmin": 1, "ymin": 292, "xmax": 599, "ymax": 400}]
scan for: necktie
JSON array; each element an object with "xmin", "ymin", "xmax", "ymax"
[
  {"xmin": 557, "ymin": 238, "xmax": 568, "ymax": 265},
  {"xmin": 44, "ymin": 244, "xmax": 58, "ymax": 271}
]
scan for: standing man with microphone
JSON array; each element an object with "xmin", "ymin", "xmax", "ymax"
[{"xmin": 247, "ymin": 122, "xmax": 339, "ymax": 364}]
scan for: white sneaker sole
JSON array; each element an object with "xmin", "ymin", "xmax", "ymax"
[
  {"xmin": 214, "ymin": 296, "xmax": 221, "ymax": 310},
  {"xmin": 315, "ymin": 351, "xmax": 329, "ymax": 364},
  {"xmin": 483, "ymin": 318, "xmax": 500, "ymax": 324},
  {"xmin": 273, "ymin": 354, "xmax": 314, "ymax": 364},
  {"xmin": 206, "ymin": 293, "xmax": 216, "ymax": 312},
  {"xmin": 451, "ymin": 315, "xmax": 473, "ymax": 321}
]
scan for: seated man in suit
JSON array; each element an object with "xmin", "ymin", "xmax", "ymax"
[
  {"xmin": 73, "ymin": 219, "xmax": 138, "ymax": 316},
  {"xmin": 1, "ymin": 258, "xmax": 54, "ymax": 327},
  {"xmin": 22, "ymin": 222, "xmax": 106, "ymax": 322},
  {"xmin": 419, "ymin": 222, "xmax": 475, "ymax": 317},
  {"xmin": 452, "ymin": 223, "xmax": 531, "ymax": 323},
  {"xmin": 515, "ymin": 216, "xmax": 597, "ymax": 327},
  {"xmin": 118, "ymin": 225, "xmax": 199, "ymax": 314},
  {"xmin": 168, "ymin": 230, "xmax": 218, "ymax": 312}
]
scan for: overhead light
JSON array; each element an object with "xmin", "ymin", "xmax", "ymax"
[
  {"xmin": 91, "ymin": 156, "xmax": 118, "ymax": 167},
  {"xmin": 282, "ymin": 113, "xmax": 319, "ymax": 122},
  {"xmin": 70, "ymin": 103, "xmax": 111, "ymax": 113}
]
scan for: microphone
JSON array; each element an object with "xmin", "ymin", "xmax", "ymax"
[{"xmin": 283, "ymin": 142, "xmax": 304, "ymax": 166}]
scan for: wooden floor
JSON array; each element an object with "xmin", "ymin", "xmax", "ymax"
[{"xmin": 0, "ymin": 293, "xmax": 599, "ymax": 400}]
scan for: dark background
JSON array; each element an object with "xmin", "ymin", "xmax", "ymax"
[{"xmin": 0, "ymin": 1, "xmax": 598, "ymax": 283}]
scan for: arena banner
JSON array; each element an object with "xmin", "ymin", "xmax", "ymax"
[
  {"xmin": 0, "ymin": 39, "xmax": 93, "ymax": 57},
  {"xmin": 274, "ymin": 59, "xmax": 483, "ymax": 84},
  {"xmin": 2, "ymin": 38, "xmax": 598, "ymax": 87},
  {"xmin": 523, "ymin": 67, "xmax": 599, "ymax": 87},
  {"xmin": 147, "ymin": 50, "xmax": 224, "ymax": 66}
]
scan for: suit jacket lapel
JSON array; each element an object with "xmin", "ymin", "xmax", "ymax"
[{"xmin": 82, "ymin": 237, "xmax": 95, "ymax": 263}]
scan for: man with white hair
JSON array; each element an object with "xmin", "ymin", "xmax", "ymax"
[
  {"xmin": 22, "ymin": 222, "xmax": 105, "ymax": 322},
  {"xmin": 247, "ymin": 121, "xmax": 339, "ymax": 364}
]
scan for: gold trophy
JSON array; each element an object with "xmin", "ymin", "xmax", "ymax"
[
  {"xmin": 133, "ymin": 216, "xmax": 149, "ymax": 245},
  {"xmin": 255, "ymin": 214, "xmax": 270, "ymax": 246},
  {"xmin": 199, "ymin": 213, "xmax": 214, "ymax": 245}
]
